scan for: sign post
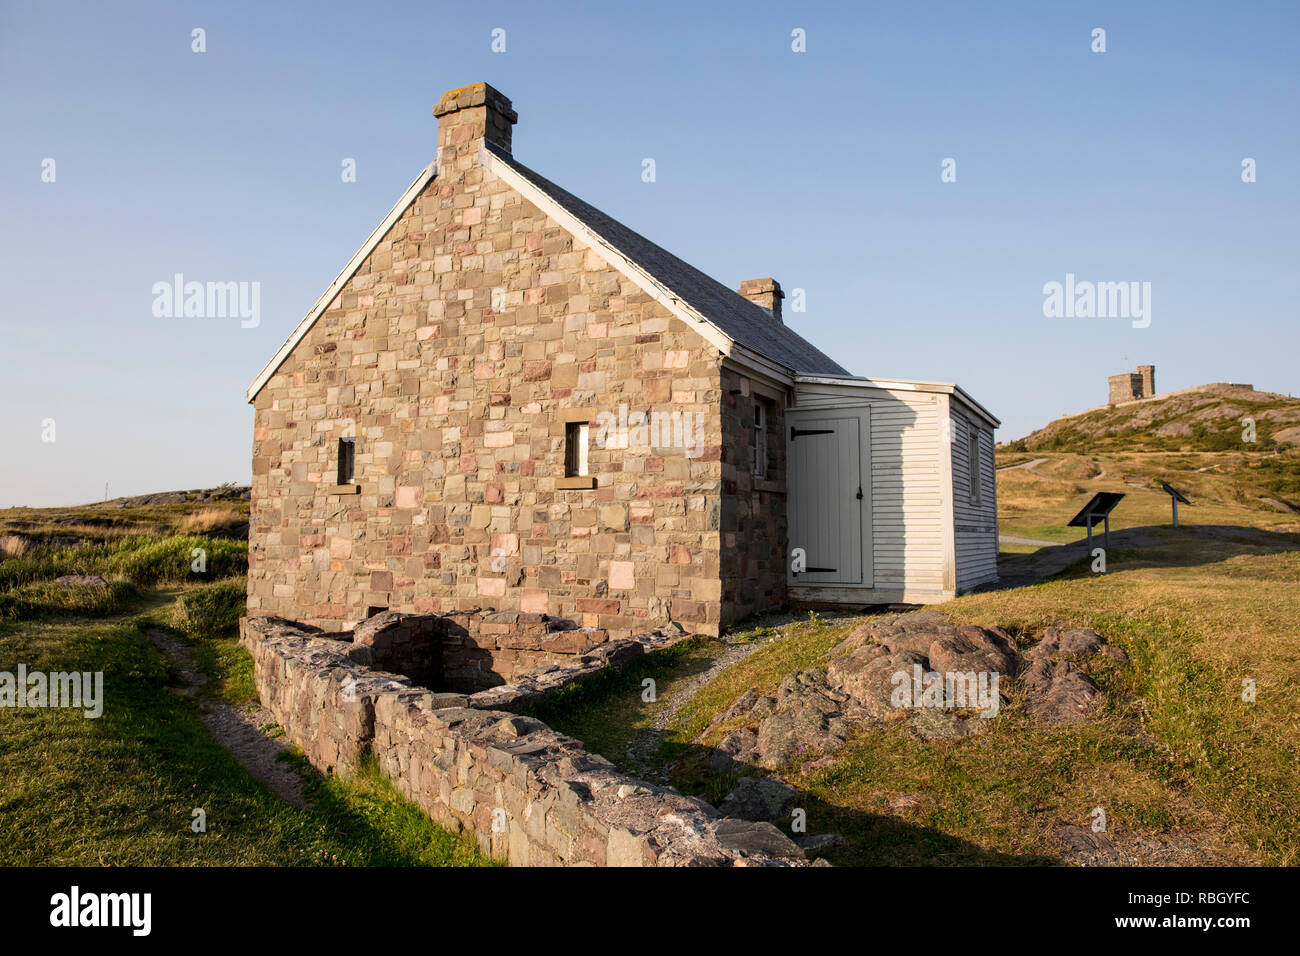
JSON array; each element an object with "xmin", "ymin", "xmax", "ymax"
[
  {"xmin": 1068, "ymin": 492, "xmax": 1126, "ymax": 554},
  {"xmin": 1161, "ymin": 482, "xmax": 1190, "ymax": 527}
]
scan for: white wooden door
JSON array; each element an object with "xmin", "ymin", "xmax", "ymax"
[{"xmin": 786, "ymin": 408, "xmax": 872, "ymax": 587}]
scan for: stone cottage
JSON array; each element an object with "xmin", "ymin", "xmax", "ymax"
[{"xmin": 245, "ymin": 82, "xmax": 1000, "ymax": 639}]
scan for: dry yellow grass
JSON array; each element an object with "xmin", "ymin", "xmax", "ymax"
[
  {"xmin": 176, "ymin": 508, "xmax": 247, "ymax": 535},
  {"xmin": 947, "ymin": 543, "xmax": 1300, "ymax": 864},
  {"xmin": 0, "ymin": 535, "xmax": 29, "ymax": 559},
  {"xmin": 1035, "ymin": 454, "xmax": 1102, "ymax": 481},
  {"xmin": 996, "ymin": 468, "xmax": 1081, "ymax": 520},
  {"xmin": 996, "ymin": 451, "xmax": 1300, "ymax": 541}
]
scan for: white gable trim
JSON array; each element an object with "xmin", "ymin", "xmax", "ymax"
[{"xmin": 245, "ymin": 161, "xmax": 439, "ymax": 403}]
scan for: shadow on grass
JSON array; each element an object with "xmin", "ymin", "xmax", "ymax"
[
  {"xmin": 667, "ymin": 741, "xmax": 1059, "ymax": 866},
  {"xmin": 526, "ymin": 640, "xmax": 1061, "ymax": 867},
  {"xmin": 986, "ymin": 523, "xmax": 1300, "ymax": 591}
]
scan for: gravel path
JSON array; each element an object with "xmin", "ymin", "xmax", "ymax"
[
  {"xmin": 999, "ymin": 534, "xmax": 1064, "ymax": 548},
  {"xmin": 997, "ymin": 457, "xmax": 1048, "ymax": 472},
  {"xmin": 624, "ymin": 635, "xmax": 771, "ymax": 780},
  {"xmin": 146, "ymin": 628, "xmax": 307, "ymax": 808}
]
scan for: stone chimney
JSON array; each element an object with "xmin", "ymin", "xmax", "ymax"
[
  {"xmin": 1137, "ymin": 364, "xmax": 1155, "ymax": 398},
  {"xmin": 433, "ymin": 83, "xmax": 518, "ymax": 178},
  {"xmin": 738, "ymin": 278, "xmax": 784, "ymax": 324}
]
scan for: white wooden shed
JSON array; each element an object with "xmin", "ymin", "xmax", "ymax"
[{"xmin": 786, "ymin": 373, "xmax": 1000, "ymax": 606}]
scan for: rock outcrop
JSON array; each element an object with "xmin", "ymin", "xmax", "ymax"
[{"xmin": 706, "ymin": 613, "xmax": 1127, "ymax": 771}]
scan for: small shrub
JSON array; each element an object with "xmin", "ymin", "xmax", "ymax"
[
  {"xmin": 172, "ymin": 578, "xmax": 246, "ymax": 638},
  {"xmin": 0, "ymin": 578, "xmax": 138, "ymax": 621}
]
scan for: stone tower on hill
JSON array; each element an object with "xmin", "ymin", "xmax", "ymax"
[{"xmin": 1108, "ymin": 364, "xmax": 1155, "ymax": 404}]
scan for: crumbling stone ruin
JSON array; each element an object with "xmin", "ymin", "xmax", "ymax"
[{"xmin": 241, "ymin": 610, "xmax": 816, "ymax": 866}]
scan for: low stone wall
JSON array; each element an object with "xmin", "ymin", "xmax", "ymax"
[
  {"xmin": 241, "ymin": 616, "xmax": 806, "ymax": 866},
  {"xmin": 347, "ymin": 608, "xmax": 619, "ymax": 693},
  {"xmin": 437, "ymin": 609, "xmax": 613, "ymax": 690},
  {"xmin": 465, "ymin": 623, "xmax": 687, "ymax": 712}
]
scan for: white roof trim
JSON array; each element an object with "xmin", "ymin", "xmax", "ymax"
[
  {"xmin": 795, "ymin": 373, "xmax": 1000, "ymax": 428},
  {"xmin": 245, "ymin": 161, "xmax": 439, "ymax": 402}
]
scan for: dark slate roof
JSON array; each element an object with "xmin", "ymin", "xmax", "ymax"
[{"xmin": 488, "ymin": 143, "xmax": 849, "ymax": 376}]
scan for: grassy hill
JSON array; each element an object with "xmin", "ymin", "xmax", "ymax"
[
  {"xmin": 1003, "ymin": 383, "xmax": 1300, "ymax": 453},
  {"xmin": 996, "ymin": 449, "xmax": 1300, "ymax": 546}
]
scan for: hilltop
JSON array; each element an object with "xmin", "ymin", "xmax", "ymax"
[
  {"xmin": 0, "ymin": 484, "xmax": 250, "ymax": 544},
  {"xmin": 1003, "ymin": 383, "xmax": 1300, "ymax": 453}
]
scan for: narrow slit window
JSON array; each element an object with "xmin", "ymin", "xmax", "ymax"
[
  {"xmin": 338, "ymin": 437, "xmax": 356, "ymax": 485},
  {"xmin": 967, "ymin": 429, "xmax": 981, "ymax": 506},
  {"xmin": 752, "ymin": 401, "xmax": 768, "ymax": 479},
  {"xmin": 564, "ymin": 422, "xmax": 589, "ymax": 477}
]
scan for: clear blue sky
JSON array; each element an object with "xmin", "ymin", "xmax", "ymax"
[{"xmin": 2, "ymin": 0, "xmax": 1296, "ymax": 507}]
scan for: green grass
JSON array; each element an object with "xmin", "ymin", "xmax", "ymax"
[
  {"xmin": 170, "ymin": 577, "xmax": 246, "ymax": 639},
  {"xmin": 948, "ymin": 549, "xmax": 1300, "ymax": 865},
  {"xmin": 0, "ymin": 535, "xmax": 247, "ymax": 591},
  {"xmin": 524, "ymin": 635, "xmax": 721, "ymax": 761},
  {"xmin": 995, "ymin": 449, "xmax": 1300, "ymax": 542},
  {"xmin": 1, "ymin": 564, "xmax": 488, "ymax": 868},
  {"xmin": 0, "ymin": 497, "xmax": 492, "ymax": 868},
  {"xmin": 0, "ymin": 577, "xmax": 140, "ymax": 621},
  {"xmin": 0, "ymin": 496, "xmax": 248, "ymax": 543},
  {"xmin": 0, "ymin": 603, "xmax": 490, "ymax": 866}
]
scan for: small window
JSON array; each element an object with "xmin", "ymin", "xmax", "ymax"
[
  {"xmin": 564, "ymin": 422, "xmax": 589, "ymax": 477},
  {"xmin": 967, "ymin": 428, "xmax": 981, "ymax": 506},
  {"xmin": 752, "ymin": 401, "xmax": 769, "ymax": 479},
  {"xmin": 338, "ymin": 437, "xmax": 356, "ymax": 485}
]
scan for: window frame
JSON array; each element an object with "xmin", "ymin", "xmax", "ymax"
[
  {"xmin": 752, "ymin": 400, "xmax": 769, "ymax": 479},
  {"xmin": 338, "ymin": 436, "xmax": 356, "ymax": 486},
  {"xmin": 966, "ymin": 427, "xmax": 981, "ymax": 507},
  {"xmin": 564, "ymin": 421, "xmax": 589, "ymax": 478}
]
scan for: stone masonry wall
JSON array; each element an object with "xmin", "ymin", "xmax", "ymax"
[
  {"xmin": 248, "ymin": 88, "xmax": 728, "ymax": 637},
  {"xmin": 241, "ymin": 615, "xmax": 805, "ymax": 866},
  {"xmin": 719, "ymin": 366, "xmax": 788, "ymax": 625},
  {"xmin": 352, "ymin": 608, "xmax": 617, "ymax": 692}
]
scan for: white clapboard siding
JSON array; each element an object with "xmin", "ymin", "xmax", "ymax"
[
  {"xmin": 793, "ymin": 382, "xmax": 948, "ymax": 596},
  {"xmin": 951, "ymin": 413, "xmax": 999, "ymax": 589}
]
